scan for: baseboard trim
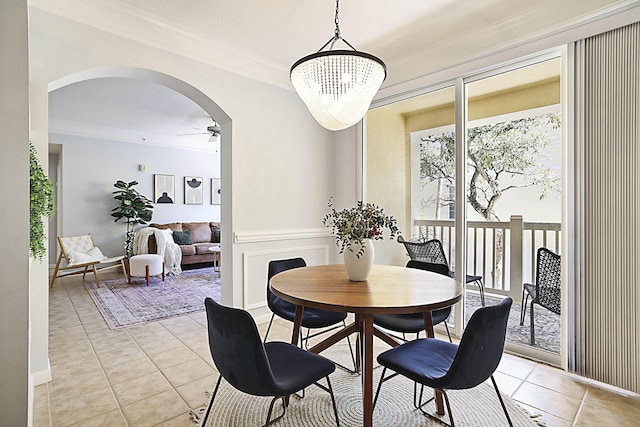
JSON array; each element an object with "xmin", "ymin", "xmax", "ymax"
[{"xmin": 32, "ymin": 360, "xmax": 52, "ymax": 386}]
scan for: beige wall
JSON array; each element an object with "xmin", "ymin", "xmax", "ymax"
[{"xmin": 365, "ymin": 108, "xmax": 408, "ymax": 266}]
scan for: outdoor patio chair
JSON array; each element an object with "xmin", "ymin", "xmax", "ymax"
[
  {"xmin": 49, "ymin": 234, "xmax": 127, "ymax": 288},
  {"xmin": 373, "ymin": 297, "xmax": 513, "ymax": 427},
  {"xmin": 520, "ymin": 247, "xmax": 561, "ymax": 346},
  {"xmin": 201, "ymin": 297, "xmax": 340, "ymax": 426},
  {"xmin": 398, "ymin": 236, "xmax": 485, "ymax": 305}
]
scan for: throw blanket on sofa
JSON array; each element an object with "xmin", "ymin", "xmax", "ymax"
[{"xmin": 133, "ymin": 228, "xmax": 182, "ymax": 275}]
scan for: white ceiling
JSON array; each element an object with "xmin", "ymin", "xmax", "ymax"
[{"xmin": 44, "ymin": 0, "xmax": 633, "ymax": 147}]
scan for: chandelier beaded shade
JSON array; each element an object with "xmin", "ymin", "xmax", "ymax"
[{"xmin": 290, "ymin": 0, "xmax": 386, "ymax": 131}]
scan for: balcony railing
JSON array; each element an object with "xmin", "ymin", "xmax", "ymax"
[{"xmin": 413, "ymin": 215, "xmax": 561, "ymax": 301}]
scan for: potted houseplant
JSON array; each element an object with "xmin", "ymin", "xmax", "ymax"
[
  {"xmin": 30, "ymin": 143, "xmax": 56, "ymax": 261},
  {"xmin": 322, "ymin": 198, "xmax": 400, "ymax": 281},
  {"xmin": 111, "ymin": 180, "xmax": 153, "ymax": 258}
]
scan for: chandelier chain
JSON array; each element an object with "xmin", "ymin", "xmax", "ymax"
[{"xmin": 334, "ymin": 0, "xmax": 341, "ymax": 39}]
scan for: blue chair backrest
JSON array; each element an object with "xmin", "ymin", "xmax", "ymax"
[
  {"xmin": 204, "ymin": 297, "xmax": 277, "ymax": 396},
  {"xmin": 266, "ymin": 257, "xmax": 307, "ymax": 309},
  {"xmin": 441, "ymin": 297, "xmax": 512, "ymax": 389}
]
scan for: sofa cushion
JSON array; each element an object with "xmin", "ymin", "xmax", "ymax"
[
  {"xmin": 172, "ymin": 230, "xmax": 193, "ymax": 245},
  {"xmin": 210, "ymin": 222, "xmax": 221, "ymax": 243},
  {"xmin": 183, "ymin": 222, "xmax": 213, "ymax": 243},
  {"xmin": 194, "ymin": 243, "xmax": 218, "ymax": 255},
  {"xmin": 180, "ymin": 245, "xmax": 196, "ymax": 256}
]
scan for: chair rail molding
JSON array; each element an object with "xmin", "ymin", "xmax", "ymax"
[{"xmin": 234, "ymin": 228, "xmax": 331, "ymax": 244}]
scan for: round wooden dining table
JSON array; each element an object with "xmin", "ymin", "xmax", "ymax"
[{"xmin": 269, "ymin": 263, "xmax": 463, "ymax": 427}]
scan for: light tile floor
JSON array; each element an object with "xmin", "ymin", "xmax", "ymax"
[{"xmin": 35, "ymin": 272, "xmax": 640, "ymax": 426}]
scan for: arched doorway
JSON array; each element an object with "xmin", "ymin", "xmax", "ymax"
[{"xmin": 48, "ymin": 67, "xmax": 233, "ymax": 305}]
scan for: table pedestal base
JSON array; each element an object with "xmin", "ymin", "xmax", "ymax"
[{"xmin": 290, "ymin": 307, "xmax": 446, "ymax": 427}]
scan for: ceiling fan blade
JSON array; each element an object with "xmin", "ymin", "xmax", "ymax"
[{"xmin": 177, "ymin": 132, "xmax": 209, "ymax": 136}]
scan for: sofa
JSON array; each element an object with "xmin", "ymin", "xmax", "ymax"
[{"xmin": 148, "ymin": 221, "xmax": 220, "ymax": 266}]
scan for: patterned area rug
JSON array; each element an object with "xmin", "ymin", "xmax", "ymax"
[
  {"xmin": 192, "ymin": 344, "xmax": 545, "ymax": 427},
  {"xmin": 85, "ymin": 267, "xmax": 221, "ymax": 329}
]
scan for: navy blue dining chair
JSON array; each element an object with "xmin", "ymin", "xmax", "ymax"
[
  {"xmin": 265, "ymin": 257, "xmax": 355, "ymax": 371},
  {"xmin": 374, "ymin": 297, "xmax": 514, "ymax": 427},
  {"xmin": 373, "ymin": 259, "xmax": 453, "ymax": 342},
  {"xmin": 202, "ymin": 297, "xmax": 340, "ymax": 426}
]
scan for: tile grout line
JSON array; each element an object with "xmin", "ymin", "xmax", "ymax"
[{"xmin": 66, "ymin": 277, "xmax": 132, "ymax": 427}]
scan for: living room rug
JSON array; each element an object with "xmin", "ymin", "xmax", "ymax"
[
  {"xmin": 192, "ymin": 344, "xmax": 545, "ymax": 427},
  {"xmin": 84, "ymin": 267, "xmax": 221, "ymax": 329}
]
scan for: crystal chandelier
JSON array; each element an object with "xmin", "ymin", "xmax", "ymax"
[{"xmin": 290, "ymin": 0, "xmax": 386, "ymax": 131}]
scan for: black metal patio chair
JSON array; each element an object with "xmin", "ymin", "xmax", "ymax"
[
  {"xmin": 520, "ymin": 247, "xmax": 561, "ymax": 346},
  {"xmin": 398, "ymin": 236, "xmax": 485, "ymax": 305}
]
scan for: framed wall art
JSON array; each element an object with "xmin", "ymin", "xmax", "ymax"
[
  {"xmin": 211, "ymin": 178, "xmax": 221, "ymax": 205},
  {"xmin": 184, "ymin": 176, "xmax": 203, "ymax": 205},
  {"xmin": 154, "ymin": 174, "xmax": 175, "ymax": 204}
]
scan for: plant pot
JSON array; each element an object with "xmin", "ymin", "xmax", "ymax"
[{"xmin": 344, "ymin": 239, "xmax": 374, "ymax": 281}]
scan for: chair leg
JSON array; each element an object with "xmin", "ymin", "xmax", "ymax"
[
  {"xmin": 476, "ymin": 279, "xmax": 485, "ymax": 306},
  {"xmin": 326, "ymin": 376, "xmax": 340, "ymax": 427},
  {"xmin": 92, "ymin": 265, "xmax": 100, "ymax": 287},
  {"xmin": 373, "ymin": 367, "xmax": 387, "ymax": 410},
  {"xmin": 442, "ymin": 390, "xmax": 456, "ymax": 427},
  {"xmin": 201, "ymin": 375, "xmax": 222, "ymax": 426},
  {"xmin": 263, "ymin": 314, "xmax": 276, "ymax": 343},
  {"xmin": 520, "ymin": 289, "xmax": 529, "ymax": 326},
  {"xmin": 443, "ymin": 321, "xmax": 452, "ymax": 343},
  {"xmin": 490, "ymin": 375, "xmax": 513, "ymax": 427},
  {"xmin": 49, "ymin": 253, "xmax": 63, "ymax": 288},
  {"xmin": 529, "ymin": 300, "xmax": 536, "ymax": 346},
  {"xmin": 264, "ymin": 396, "xmax": 286, "ymax": 426}
]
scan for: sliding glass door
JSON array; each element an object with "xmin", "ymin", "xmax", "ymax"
[{"xmin": 365, "ymin": 53, "xmax": 563, "ymax": 365}]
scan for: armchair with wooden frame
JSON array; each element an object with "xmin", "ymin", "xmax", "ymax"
[{"xmin": 50, "ymin": 234, "xmax": 127, "ymax": 288}]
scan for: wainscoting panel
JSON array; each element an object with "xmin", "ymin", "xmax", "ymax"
[{"xmin": 242, "ymin": 245, "xmax": 330, "ymax": 310}]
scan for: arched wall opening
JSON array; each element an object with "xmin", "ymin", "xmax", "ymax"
[{"xmin": 47, "ymin": 66, "xmax": 233, "ymax": 306}]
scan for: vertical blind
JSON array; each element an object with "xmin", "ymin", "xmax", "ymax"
[{"xmin": 578, "ymin": 21, "xmax": 640, "ymax": 393}]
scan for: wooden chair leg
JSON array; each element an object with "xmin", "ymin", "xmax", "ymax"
[
  {"xmin": 145, "ymin": 265, "xmax": 150, "ymax": 286},
  {"xmin": 121, "ymin": 259, "xmax": 128, "ymax": 280},
  {"xmin": 92, "ymin": 265, "xmax": 100, "ymax": 287},
  {"xmin": 49, "ymin": 253, "xmax": 63, "ymax": 288},
  {"xmin": 162, "ymin": 262, "xmax": 165, "ymax": 281}
]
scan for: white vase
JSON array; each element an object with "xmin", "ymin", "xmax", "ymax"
[{"xmin": 344, "ymin": 239, "xmax": 374, "ymax": 281}]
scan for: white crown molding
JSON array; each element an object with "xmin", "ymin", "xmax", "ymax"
[
  {"xmin": 29, "ymin": 0, "xmax": 293, "ymax": 90},
  {"xmin": 376, "ymin": 0, "xmax": 640, "ymax": 100},
  {"xmin": 48, "ymin": 127, "xmax": 219, "ymax": 153}
]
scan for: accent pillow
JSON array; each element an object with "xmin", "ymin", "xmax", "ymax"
[
  {"xmin": 67, "ymin": 246, "xmax": 106, "ymax": 265},
  {"xmin": 172, "ymin": 230, "xmax": 193, "ymax": 245}
]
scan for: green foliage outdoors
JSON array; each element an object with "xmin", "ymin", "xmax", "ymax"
[
  {"xmin": 30, "ymin": 143, "xmax": 56, "ymax": 261},
  {"xmin": 111, "ymin": 180, "xmax": 153, "ymax": 258},
  {"xmin": 420, "ymin": 113, "xmax": 561, "ymax": 221}
]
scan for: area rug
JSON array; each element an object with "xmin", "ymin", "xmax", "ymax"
[
  {"xmin": 84, "ymin": 267, "xmax": 221, "ymax": 329},
  {"xmin": 191, "ymin": 344, "xmax": 545, "ymax": 427}
]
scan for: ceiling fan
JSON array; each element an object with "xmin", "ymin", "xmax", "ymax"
[{"xmin": 178, "ymin": 122, "xmax": 221, "ymax": 142}]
